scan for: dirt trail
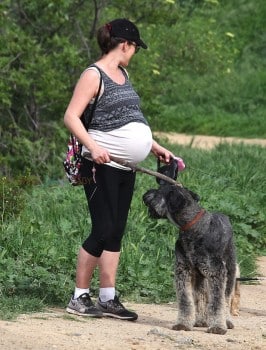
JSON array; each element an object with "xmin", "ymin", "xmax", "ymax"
[
  {"xmin": 0, "ymin": 257, "xmax": 265, "ymax": 350},
  {"xmin": 153, "ymin": 132, "xmax": 266, "ymax": 149},
  {"xmin": 1, "ymin": 134, "xmax": 265, "ymax": 350}
]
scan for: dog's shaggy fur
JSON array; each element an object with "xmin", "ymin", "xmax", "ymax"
[{"xmin": 143, "ymin": 184, "xmax": 237, "ymax": 335}]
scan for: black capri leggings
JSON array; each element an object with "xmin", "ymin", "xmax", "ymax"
[{"xmin": 81, "ymin": 158, "xmax": 136, "ymax": 257}]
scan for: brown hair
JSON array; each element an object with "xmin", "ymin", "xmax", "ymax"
[{"xmin": 97, "ymin": 25, "xmax": 126, "ymax": 55}]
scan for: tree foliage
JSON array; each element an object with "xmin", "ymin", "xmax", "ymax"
[{"xmin": 0, "ymin": 0, "xmax": 265, "ymax": 179}]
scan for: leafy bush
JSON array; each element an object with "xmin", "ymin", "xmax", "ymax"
[
  {"xmin": 1, "ymin": 0, "xmax": 266, "ymax": 179},
  {"xmin": 0, "ymin": 174, "xmax": 40, "ymax": 223},
  {"xmin": 1, "ymin": 122, "xmax": 68, "ymax": 181}
]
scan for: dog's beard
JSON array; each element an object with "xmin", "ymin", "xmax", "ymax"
[
  {"xmin": 166, "ymin": 212, "xmax": 181, "ymax": 228},
  {"xmin": 143, "ymin": 190, "xmax": 168, "ymax": 218},
  {"xmin": 148, "ymin": 206, "xmax": 164, "ymax": 219}
]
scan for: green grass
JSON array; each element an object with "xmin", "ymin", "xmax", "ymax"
[
  {"xmin": 151, "ymin": 106, "xmax": 266, "ymax": 138},
  {"xmin": 1, "ymin": 142, "xmax": 265, "ymax": 319},
  {"xmin": 0, "ymin": 296, "xmax": 44, "ymax": 320}
]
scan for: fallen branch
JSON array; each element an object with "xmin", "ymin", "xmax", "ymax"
[
  {"xmin": 237, "ymin": 277, "xmax": 266, "ymax": 282},
  {"xmin": 110, "ymin": 156, "xmax": 183, "ymax": 187}
]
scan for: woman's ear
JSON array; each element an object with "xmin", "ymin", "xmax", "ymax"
[{"xmin": 121, "ymin": 41, "xmax": 128, "ymax": 52}]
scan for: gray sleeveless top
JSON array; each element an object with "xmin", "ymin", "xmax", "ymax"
[{"xmin": 88, "ymin": 64, "xmax": 149, "ymax": 132}]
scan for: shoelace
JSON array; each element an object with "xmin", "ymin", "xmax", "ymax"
[
  {"xmin": 106, "ymin": 298, "xmax": 124, "ymax": 311},
  {"xmin": 80, "ymin": 294, "xmax": 93, "ymax": 307}
]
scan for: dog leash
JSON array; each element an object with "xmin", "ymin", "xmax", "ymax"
[{"xmin": 110, "ymin": 156, "xmax": 183, "ymax": 187}]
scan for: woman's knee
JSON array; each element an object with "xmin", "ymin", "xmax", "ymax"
[{"xmin": 82, "ymin": 234, "xmax": 105, "ymax": 257}]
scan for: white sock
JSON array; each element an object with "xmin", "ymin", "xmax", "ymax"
[
  {"xmin": 99, "ymin": 287, "xmax": 115, "ymax": 302},
  {"xmin": 74, "ymin": 287, "xmax": 90, "ymax": 299}
]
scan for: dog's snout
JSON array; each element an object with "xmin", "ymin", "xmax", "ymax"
[{"xmin": 143, "ymin": 189, "xmax": 168, "ymax": 219}]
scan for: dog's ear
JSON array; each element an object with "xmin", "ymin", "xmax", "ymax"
[
  {"xmin": 165, "ymin": 188, "xmax": 186, "ymax": 213},
  {"xmin": 185, "ymin": 188, "xmax": 200, "ymax": 202}
]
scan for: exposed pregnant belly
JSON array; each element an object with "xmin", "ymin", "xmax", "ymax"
[{"xmin": 82, "ymin": 122, "xmax": 153, "ymax": 169}]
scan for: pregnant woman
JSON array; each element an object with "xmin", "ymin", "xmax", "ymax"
[{"xmin": 63, "ymin": 18, "xmax": 174, "ymax": 321}]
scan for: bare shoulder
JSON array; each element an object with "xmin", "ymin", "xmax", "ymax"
[
  {"xmin": 79, "ymin": 67, "xmax": 100, "ymax": 85},
  {"xmin": 74, "ymin": 67, "xmax": 101, "ymax": 97}
]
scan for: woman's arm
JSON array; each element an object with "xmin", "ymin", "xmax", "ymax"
[{"xmin": 64, "ymin": 69, "xmax": 110, "ymax": 164}]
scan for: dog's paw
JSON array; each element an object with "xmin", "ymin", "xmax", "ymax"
[
  {"xmin": 207, "ymin": 326, "xmax": 227, "ymax": 335},
  {"xmin": 172, "ymin": 324, "xmax": 192, "ymax": 331},
  {"xmin": 226, "ymin": 319, "xmax": 234, "ymax": 329},
  {"xmin": 194, "ymin": 321, "xmax": 208, "ymax": 327}
]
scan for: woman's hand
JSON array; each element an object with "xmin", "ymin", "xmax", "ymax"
[
  {"xmin": 90, "ymin": 144, "xmax": 111, "ymax": 164},
  {"xmin": 151, "ymin": 140, "xmax": 174, "ymax": 164}
]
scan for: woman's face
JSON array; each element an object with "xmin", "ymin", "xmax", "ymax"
[{"xmin": 119, "ymin": 41, "xmax": 138, "ymax": 66}]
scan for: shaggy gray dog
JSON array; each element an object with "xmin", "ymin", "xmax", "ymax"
[{"xmin": 143, "ymin": 184, "xmax": 237, "ymax": 335}]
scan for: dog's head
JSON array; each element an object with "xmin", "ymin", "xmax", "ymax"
[{"xmin": 143, "ymin": 185, "xmax": 200, "ymax": 221}]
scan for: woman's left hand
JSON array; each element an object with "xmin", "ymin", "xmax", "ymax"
[{"xmin": 151, "ymin": 140, "xmax": 174, "ymax": 164}]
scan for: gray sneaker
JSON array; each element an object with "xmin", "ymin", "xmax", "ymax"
[
  {"xmin": 96, "ymin": 296, "xmax": 138, "ymax": 321},
  {"xmin": 66, "ymin": 293, "xmax": 103, "ymax": 317}
]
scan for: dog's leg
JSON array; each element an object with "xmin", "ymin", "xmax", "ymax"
[
  {"xmin": 206, "ymin": 262, "xmax": 227, "ymax": 335},
  {"xmin": 230, "ymin": 263, "xmax": 240, "ymax": 317},
  {"xmin": 172, "ymin": 248, "xmax": 195, "ymax": 331},
  {"xmin": 193, "ymin": 271, "xmax": 208, "ymax": 327},
  {"xmin": 173, "ymin": 269, "xmax": 195, "ymax": 331},
  {"xmin": 230, "ymin": 280, "xmax": 240, "ymax": 316},
  {"xmin": 225, "ymin": 250, "xmax": 238, "ymax": 328}
]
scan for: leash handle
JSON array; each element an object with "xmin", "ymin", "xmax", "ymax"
[
  {"xmin": 157, "ymin": 157, "xmax": 186, "ymax": 173},
  {"xmin": 156, "ymin": 157, "xmax": 179, "ymax": 184}
]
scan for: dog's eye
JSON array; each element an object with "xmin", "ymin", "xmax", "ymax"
[{"xmin": 167, "ymin": 190, "xmax": 186, "ymax": 213}]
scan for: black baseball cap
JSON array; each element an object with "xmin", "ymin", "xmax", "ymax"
[{"xmin": 107, "ymin": 18, "xmax": 148, "ymax": 49}]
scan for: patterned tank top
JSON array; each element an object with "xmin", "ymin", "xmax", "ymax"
[{"xmin": 85, "ymin": 64, "xmax": 149, "ymax": 132}]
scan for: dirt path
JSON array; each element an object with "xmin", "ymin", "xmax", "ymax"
[
  {"xmin": 0, "ymin": 257, "xmax": 265, "ymax": 350},
  {"xmin": 153, "ymin": 132, "xmax": 266, "ymax": 149},
  {"xmin": 1, "ymin": 134, "xmax": 265, "ymax": 350}
]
